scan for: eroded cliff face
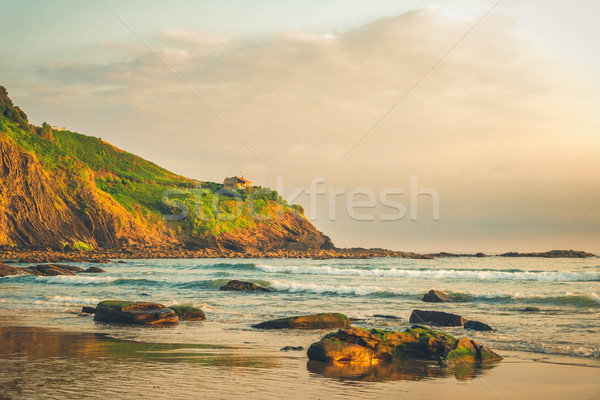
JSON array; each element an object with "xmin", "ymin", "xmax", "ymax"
[
  {"xmin": 0, "ymin": 132, "xmax": 333, "ymax": 251},
  {"xmin": 190, "ymin": 210, "xmax": 334, "ymax": 252},
  {"xmin": 0, "ymin": 134, "xmax": 154, "ymax": 248}
]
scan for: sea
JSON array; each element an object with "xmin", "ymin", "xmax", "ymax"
[{"xmin": 1, "ymin": 256, "xmax": 599, "ymax": 399}]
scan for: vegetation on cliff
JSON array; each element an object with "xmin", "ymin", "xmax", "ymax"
[{"xmin": 0, "ymin": 86, "xmax": 331, "ymax": 251}]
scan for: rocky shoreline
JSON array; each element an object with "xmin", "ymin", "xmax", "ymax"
[{"xmin": 0, "ymin": 247, "xmax": 594, "ymax": 264}]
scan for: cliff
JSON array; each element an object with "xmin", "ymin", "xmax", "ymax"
[{"xmin": 0, "ymin": 86, "xmax": 332, "ymax": 252}]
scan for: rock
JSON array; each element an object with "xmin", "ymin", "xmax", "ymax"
[
  {"xmin": 444, "ymin": 336, "xmax": 503, "ymax": 365},
  {"xmin": 475, "ymin": 252, "xmax": 487, "ymax": 257},
  {"xmin": 421, "ymin": 290, "xmax": 459, "ymax": 303},
  {"xmin": 371, "ymin": 314, "xmax": 402, "ymax": 320},
  {"xmin": 82, "ymin": 266, "xmax": 106, "ymax": 273},
  {"xmin": 307, "ymin": 325, "xmax": 502, "ymax": 365},
  {"xmin": 81, "ymin": 306, "xmax": 96, "ymax": 314},
  {"xmin": 253, "ymin": 313, "xmax": 351, "ymax": 329},
  {"xmin": 219, "ymin": 280, "xmax": 271, "ymax": 292},
  {"xmin": 409, "ymin": 310, "xmax": 466, "ymax": 326},
  {"xmin": 51, "ymin": 264, "xmax": 86, "ymax": 272},
  {"xmin": 0, "ymin": 263, "xmax": 34, "ymax": 277},
  {"xmin": 93, "ymin": 300, "xmax": 178, "ymax": 326},
  {"xmin": 523, "ymin": 306, "xmax": 540, "ymax": 312},
  {"xmin": 170, "ymin": 305, "xmax": 205, "ymax": 321},
  {"xmin": 281, "ymin": 346, "xmax": 304, "ymax": 351},
  {"xmin": 464, "ymin": 320, "xmax": 494, "ymax": 331},
  {"xmin": 500, "ymin": 250, "xmax": 595, "ymax": 258},
  {"xmin": 307, "ymin": 327, "xmax": 392, "ymax": 362},
  {"xmin": 30, "ymin": 264, "xmax": 77, "ymax": 276}
]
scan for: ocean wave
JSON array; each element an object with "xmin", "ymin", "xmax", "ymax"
[
  {"xmin": 41, "ymin": 295, "xmax": 102, "ymax": 305},
  {"xmin": 268, "ymin": 280, "xmax": 414, "ymax": 297},
  {"xmin": 268, "ymin": 280, "xmax": 600, "ymax": 307},
  {"xmin": 257, "ymin": 265, "xmax": 600, "ymax": 282},
  {"xmin": 178, "ymin": 278, "xmax": 271, "ymax": 289},
  {"xmin": 191, "ymin": 263, "xmax": 256, "ymax": 270},
  {"xmin": 0, "ymin": 275, "xmax": 167, "ymax": 287}
]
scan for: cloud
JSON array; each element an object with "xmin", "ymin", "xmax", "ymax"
[{"xmin": 8, "ymin": 8, "xmax": 600, "ymax": 251}]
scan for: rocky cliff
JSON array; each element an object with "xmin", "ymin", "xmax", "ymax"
[
  {"xmin": 0, "ymin": 134, "xmax": 156, "ymax": 249},
  {"xmin": 0, "ymin": 86, "xmax": 332, "ymax": 252}
]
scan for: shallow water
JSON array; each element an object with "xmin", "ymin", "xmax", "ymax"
[
  {"xmin": 1, "ymin": 257, "xmax": 600, "ymax": 398},
  {"xmin": 1, "ymin": 257, "xmax": 598, "ymax": 358}
]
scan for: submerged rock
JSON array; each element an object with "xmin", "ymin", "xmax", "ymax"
[
  {"xmin": 81, "ymin": 306, "xmax": 96, "ymax": 314},
  {"xmin": 253, "ymin": 313, "xmax": 350, "ymax": 329},
  {"xmin": 0, "ymin": 262, "xmax": 106, "ymax": 277},
  {"xmin": 169, "ymin": 305, "xmax": 205, "ymax": 321},
  {"xmin": 0, "ymin": 263, "xmax": 34, "ymax": 277},
  {"xmin": 464, "ymin": 320, "xmax": 494, "ymax": 331},
  {"xmin": 307, "ymin": 325, "xmax": 502, "ymax": 365},
  {"xmin": 409, "ymin": 310, "xmax": 466, "ymax": 326},
  {"xmin": 29, "ymin": 264, "xmax": 78, "ymax": 276},
  {"xmin": 523, "ymin": 306, "xmax": 540, "ymax": 312},
  {"xmin": 281, "ymin": 346, "xmax": 304, "ymax": 351},
  {"xmin": 82, "ymin": 266, "xmax": 106, "ymax": 273},
  {"xmin": 94, "ymin": 300, "xmax": 178, "ymax": 326},
  {"xmin": 219, "ymin": 280, "xmax": 271, "ymax": 292},
  {"xmin": 421, "ymin": 290, "xmax": 459, "ymax": 303}
]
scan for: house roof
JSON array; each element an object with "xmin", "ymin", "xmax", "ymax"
[{"xmin": 235, "ymin": 176, "xmax": 252, "ymax": 184}]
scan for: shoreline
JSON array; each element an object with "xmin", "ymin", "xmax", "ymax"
[
  {"xmin": 1, "ymin": 309, "xmax": 599, "ymax": 399},
  {"xmin": 0, "ymin": 248, "xmax": 595, "ymax": 264}
]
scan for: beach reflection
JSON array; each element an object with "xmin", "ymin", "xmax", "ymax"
[
  {"xmin": 0, "ymin": 326, "xmax": 277, "ymax": 368},
  {"xmin": 307, "ymin": 358, "xmax": 498, "ymax": 382}
]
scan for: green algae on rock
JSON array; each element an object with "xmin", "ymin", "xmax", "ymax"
[
  {"xmin": 94, "ymin": 300, "xmax": 179, "ymax": 326},
  {"xmin": 253, "ymin": 313, "xmax": 350, "ymax": 329},
  {"xmin": 169, "ymin": 305, "xmax": 206, "ymax": 321},
  {"xmin": 307, "ymin": 325, "xmax": 502, "ymax": 366}
]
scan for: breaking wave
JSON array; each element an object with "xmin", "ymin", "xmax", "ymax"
[{"xmin": 257, "ymin": 265, "xmax": 600, "ymax": 282}]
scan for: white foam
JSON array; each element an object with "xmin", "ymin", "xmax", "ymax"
[
  {"xmin": 34, "ymin": 275, "xmax": 120, "ymax": 284},
  {"xmin": 257, "ymin": 265, "xmax": 600, "ymax": 282},
  {"xmin": 39, "ymin": 295, "xmax": 102, "ymax": 305},
  {"xmin": 268, "ymin": 280, "xmax": 413, "ymax": 296}
]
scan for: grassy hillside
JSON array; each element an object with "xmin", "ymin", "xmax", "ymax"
[{"xmin": 0, "ymin": 112, "xmax": 299, "ymax": 240}]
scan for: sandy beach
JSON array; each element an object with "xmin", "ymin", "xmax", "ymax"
[{"xmin": 1, "ymin": 309, "xmax": 599, "ymax": 400}]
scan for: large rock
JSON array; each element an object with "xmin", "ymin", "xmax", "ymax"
[
  {"xmin": 409, "ymin": 310, "xmax": 465, "ymax": 326},
  {"xmin": 219, "ymin": 280, "xmax": 271, "ymax": 292},
  {"xmin": 170, "ymin": 305, "xmax": 205, "ymax": 321},
  {"xmin": 0, "ymin": 263, "xmax": 34, "ymax": 277},
  {"xmin": 445, "ymin": 337, "xmax": 503, "ymax": 366},
  {"xmin": 307, "ymin": 325, "xmax": 502, "ymax": 365},
  {"xmin": 464, "ymin": 320, "xmax": 494, "ymax": 331},
  {"xmin": 421, "ymin": 290, "xmax": 459, "ymax": 302},
  {"xmin": 29, "ymin": 264, "xmax": 77, "ymax": 276},
  {"xmin": 94, "ymin": 300, "xmax": 178, "ymax": 326},
  {"xmin": 253, "ymin": 313, "xmax": 350, "ymax": 329}
]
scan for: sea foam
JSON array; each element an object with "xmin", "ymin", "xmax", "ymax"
[{"xmin": 257, "ymin": 265, "xmax": 600, "ymax": 282}]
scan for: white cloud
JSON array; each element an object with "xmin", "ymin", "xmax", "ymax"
[{"xmin": 9, "ymin": 7, "xmax": 600, "ymax": 251}]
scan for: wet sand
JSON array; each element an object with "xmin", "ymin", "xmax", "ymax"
[{"xmin": 0, "ymin": 310, "xmax": 599, "ymax": 399}]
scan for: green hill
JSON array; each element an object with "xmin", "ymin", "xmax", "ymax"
[{"xmin": 0, "ymin": 86, "xmax": 331, "ymax": 251}]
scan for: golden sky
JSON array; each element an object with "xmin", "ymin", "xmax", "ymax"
[{"xmin": 2, "ymin": 1, "xmax": 599, "ymax": 251}]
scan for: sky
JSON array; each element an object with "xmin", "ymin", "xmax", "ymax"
[{"xmin": 1, "ymin": 0, "xmax": 599, "ymax": 252}]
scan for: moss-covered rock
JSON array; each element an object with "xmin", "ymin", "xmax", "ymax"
[
  {"xmin": 307, "ymin": 325, "xmax": 502, "ymax": 365},
  {"xmin": 253, "ymin": 313, "xmax": 350, "ymax": 329},
  {"xmin": 392, "ymin": 325, "xmax": 457, "ymax": 360},
  {"xmin": 219, "ymin": 280, "xmax": 271, "ymax": 292},
  {"xmin": 169, "ymin": 305, "xmax": 205, "ymax": 321},
  {"xmin": 94, "ymin": 300, "xmax": 178, "ymax": 326},
  {"xmin": 421, "ymin": 290, "xmax": 460, "ymax": 302}
]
